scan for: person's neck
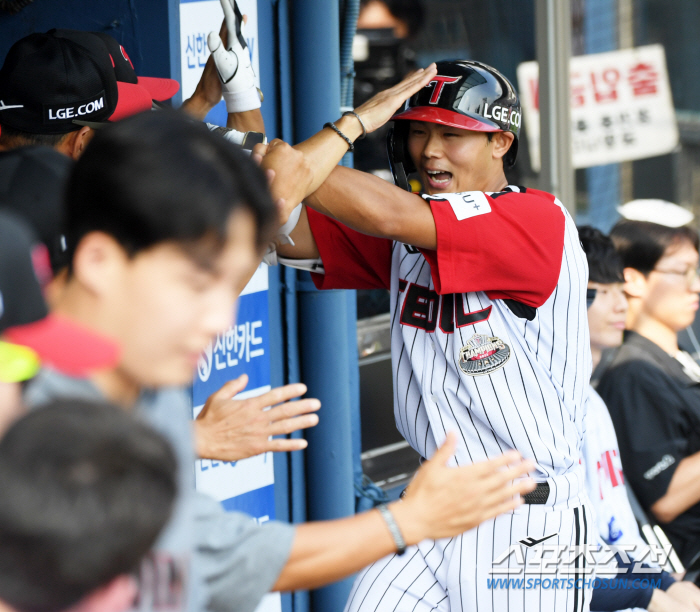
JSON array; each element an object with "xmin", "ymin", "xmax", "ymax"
[
  {"xmin": 482, "ymin": 171, "xmax": 509, "ymax": 193},
  {"xmin": 91, "ymin": 368, "xmax": 142, "ymax": 409},
  {"xmin": 633, "ymin": 314, "xmax": 679, "ymax": 355},
  {"xmin": 590, "ymin": 344, "xmax": 603, "ymax": 371},
  {"xmin": 52, "ymin": 281, "xmax": 141, "ymax": 409}
]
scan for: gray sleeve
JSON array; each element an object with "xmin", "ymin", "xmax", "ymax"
[{"xmin": 192, "ymin": 492, "xmax": 296, "ymax": 612}]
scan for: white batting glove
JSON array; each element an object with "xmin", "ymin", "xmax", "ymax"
[{"xmin": 207, "ymin": 0, "xmax": 261, "ymax": 113}]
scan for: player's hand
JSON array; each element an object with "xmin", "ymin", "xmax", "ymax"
[
  {"xmin": 207, "ymin": 0, "xmax": 261, "ymax": 113},
  {"xmin": 253, "ymin": 139, "xmax": 314, "ymax": 224},
  {"xmin": 194, "ymin": 374, "xmax": 320, "ymax": 461},
  {"xmin": 351, "ymin": 64, "xmax": 438, "ymax": 135},
  {"xmin": 666, "ymin": 581, "xmax": 700, "ymax": 610},
  {"xmin": 181, "ymin": 21, "xmax": 226, "ymax": 120},
  {"xmin": 390, "ymin": 433, "xmax": 535, "ymax": 544},
  {"xmin": 649, "ymin": 588, "xmax": 698, "ymax": 612}
]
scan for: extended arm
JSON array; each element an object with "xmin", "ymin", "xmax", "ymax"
[
  {"xmin": 274, "ymin": 167, "xmax": 436, "ymax": 261},
  {"xmin": 274, "ymin": 435, "xmax": 535, "ymax": 591},
  {"xmin": 252, "ymin": 66, "xmax": 439, "ymax": 259},
  {"xmin": 305, "ymin": 166, "xmax": 437, "ymax": 249}
]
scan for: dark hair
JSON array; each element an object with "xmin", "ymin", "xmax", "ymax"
[
  {"xmin": 610, "ymin": 220, "xmax": 699, "ymax": 275},
  {"xmin": 0, "ymin": 399, "xmax": 177, "ymax": 612},
  {"xmin": 578, "ymin": 225, "xmax": 624, "ymax": 284},
  {"xmin": 65, "ymin": 110, "xmax": 277, "ymax": 266},
  {"xmin": 0, "ymin": 124, "xmax": 72, "ymax": 148}
]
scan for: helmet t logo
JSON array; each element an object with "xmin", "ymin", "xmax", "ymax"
[{"xmin": 426, "ymin": 75, "xmax": 461, "ymax": 104}]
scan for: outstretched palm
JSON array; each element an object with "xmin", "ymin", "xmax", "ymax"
[{"xmin": 355, "ymin": 63, "xmax": 438, "ymax": 134}]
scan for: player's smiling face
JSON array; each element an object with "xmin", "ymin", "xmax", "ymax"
[{"xmin": 407, "ymin": 121, "xmax": 513, "ymax": 194}]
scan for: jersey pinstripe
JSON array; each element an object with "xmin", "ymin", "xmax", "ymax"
[
  {"xmin": 389, "ymin": 202, "xmax": 590, "ymax": 506},
  {"xmin": 309, "ymin": 186, "xmax": 592, "ymax": 506}
]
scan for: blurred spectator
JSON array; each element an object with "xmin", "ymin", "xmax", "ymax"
[
  {"xmin": 0, "ymin": 146, "xmax": 73, "ymax": 274},
  {"xmin": 0, "ymin": 399, "xmax": 177, "ymax": 612},
  {"xmin": 357, "ymin": 0, "xmax": 425, "ymax": 40},
  {"xmin": 598, "ymin": 220, "xmax": 700, "ymax": 567},
  {"xmin": 0, "ymin": 211, "xmax": 119, "ymax": 435},
  {"xmin": 579, "ymin": 226, "xmax": 700, "ymax": 611},
  {"xmin": 0, "ymin": 30, "xmax": 152, "ymax": 158}
]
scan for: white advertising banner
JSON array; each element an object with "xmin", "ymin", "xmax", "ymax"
[{"xmin": 517, "ymin": 44, "xmax": 679, "ymax": 170}]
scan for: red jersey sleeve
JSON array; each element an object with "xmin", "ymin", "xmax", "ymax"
[
  {"xmin": 307, "ymin": 207, "xmax": 392, "ymax": 290},
  {"xmin": 419, "ymin": 188, "xmax": 565, "ymax": 307}
]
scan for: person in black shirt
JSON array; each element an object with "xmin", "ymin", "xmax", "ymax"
[{"xmin": 598, "ymin": 219, "xmax": 700, "ymax": 567}]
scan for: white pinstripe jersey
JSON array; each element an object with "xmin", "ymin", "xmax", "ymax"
[{"xmin": 309, "ymin": 185, "xmax": 591, "ymax": 507}]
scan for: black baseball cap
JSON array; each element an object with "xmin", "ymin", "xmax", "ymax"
[
  {"xmin": 91, "ymin": 32, "xmax": 180, "ymax": 102},
  {"xmin": 0, "ymin": 30, "xmax": 152, "ymax": 134},
  {"xmin": 0, "ymin": 146, "xmax": 73, "ymax": 274},
  {"xmin": 0, "ymin": 211, "xmax": 120, "ymax": 379}
]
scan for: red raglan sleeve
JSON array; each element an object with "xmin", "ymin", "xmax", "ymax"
[
  {"xmin": 307, "ymin": 207, "xmax": 392, "ymax": 290},
  {"xmin": 419, "ymin": 188, "xmax": 565, "ymax": 307}
]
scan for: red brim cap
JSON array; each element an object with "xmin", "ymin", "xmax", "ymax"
[
  {"xmin": 137, "ymin": 76, "xmax": 180, "ymax": 102},
  {"xmin": 391, "ymin": 106, "xmax": 501, "ymax": 132},
  {"xmin": 4, "ymin": 314, "xmax": 120, "ymax": 378},
  {"xmin": 111, "ymin": 81, "xmax": 154, "ymax": 122}
]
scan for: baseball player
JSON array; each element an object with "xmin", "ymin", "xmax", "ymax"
[{"xmin": 263, "ymin": 60, "xmax": 596, "ymax": 611}]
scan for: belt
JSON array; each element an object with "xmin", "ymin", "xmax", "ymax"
[{"xmin": 522, "ymin": 482, "xmax": 550, "ymax": 505}]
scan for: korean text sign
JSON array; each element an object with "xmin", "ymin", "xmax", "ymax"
[{"xmin": 517, "ymin": 44, "xmax": 679, "ymax": 170}]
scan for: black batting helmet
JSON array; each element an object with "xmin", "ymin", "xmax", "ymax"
[{"xmin": 387, "ymin": 60, "xmax": 521, "ymax": 191}]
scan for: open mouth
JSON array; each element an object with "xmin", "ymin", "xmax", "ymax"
[{"xmin": 424, "ymin": 169, "xmax": 453, "ymax": 188}]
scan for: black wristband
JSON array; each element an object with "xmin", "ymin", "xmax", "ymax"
[{"xmin": 323, "ymin": 121, "xmax": 354, "ymax": 152}]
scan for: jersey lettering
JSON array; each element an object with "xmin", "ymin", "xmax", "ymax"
[
  {"xmin": 401, "ymin": 283, "xmax": 492, "ymax": 333},
  {"xmin": 400, "ymin": 283, "xmax": 439, "ymax": 332}
]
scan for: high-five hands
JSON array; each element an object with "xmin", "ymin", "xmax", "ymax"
[
  {"xmin": 194, "ymin": 374, "xmax": 320, "ymax": 461},
  {"xmin": 391, "ymin": 433, "xmax": 536, "ymax": 543},
  {"xmin": 207, "ymin": 0, "xmax": 261, "ymax": 113}
]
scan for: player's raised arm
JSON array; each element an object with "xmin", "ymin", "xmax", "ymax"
[
  {"xmin": 253, "ymin": 65, "xmax": 439, "ymax": 259},
  {"xmin": 274, "ymin": 434, "xmax": 535, "ymax": 592},
  {"xmin": 182, "ymin": 0, "xmax": 264, "ymax": 133}
]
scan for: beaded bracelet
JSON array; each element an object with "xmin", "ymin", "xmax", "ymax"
[
  {"xmin": 377, "ymin": 503, "xmax": 407, "ymax": 555},
  {"xmin": 342, "ymin": 110, "xmax": 367, "ymax": 140},
  {"xmin": 323, "ymin": 121, "xmax": 354, "ymax": 152}
]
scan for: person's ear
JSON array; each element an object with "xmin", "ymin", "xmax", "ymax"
[
  {"xmin": 68, "ymin": 575, "xmax": 137, "ymax": 612},
  {"xmin": 71, "ymin": 232, "xmax": 129, "ymax": 297},
  {"xmin": 57, "ymin": 126, "xmax": 95, "ymax": 160},
  {"xmin": 623, "ymin": 267, "xmax": 648, "ymax": 299},
  {"xmin": 70, "ymin": 126, "xmax": 95, "ymax": 159},
  {"xmin": 491, "ymin": 131, "xmax": 514, "ymax": 161}
]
